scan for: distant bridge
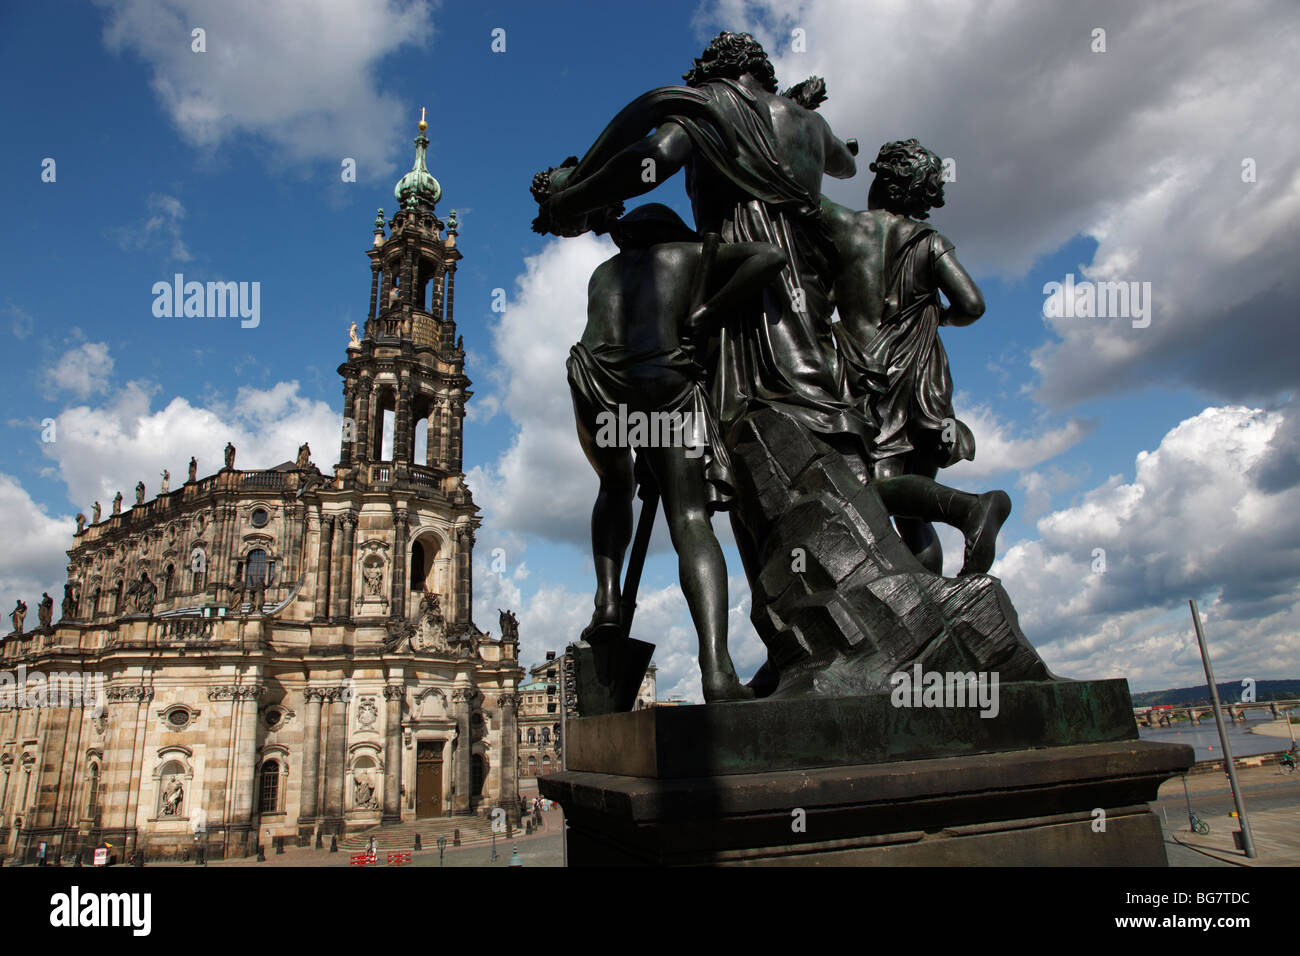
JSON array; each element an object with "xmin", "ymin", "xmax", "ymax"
[{"xmin": 1133, "ymin": 699, "xmax": 1300, "ymax": 728}]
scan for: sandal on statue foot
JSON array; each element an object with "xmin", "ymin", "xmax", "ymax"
[{"xmin": 959, "ymin": 490, "xmax": 1011, "ymax": 576}]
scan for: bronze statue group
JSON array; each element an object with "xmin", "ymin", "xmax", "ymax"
[{"xmin": 533, "ymin": 32, "xmax": 1012, "ymax": 702}]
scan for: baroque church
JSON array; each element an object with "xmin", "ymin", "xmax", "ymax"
[{"xmin": 0, "ymin": 115, "xmax": 525, "ymax": 862}]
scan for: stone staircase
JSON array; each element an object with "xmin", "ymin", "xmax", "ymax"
[{"xmin": 338, "ymin": 814, "xmax": 505, "ymax": 852}]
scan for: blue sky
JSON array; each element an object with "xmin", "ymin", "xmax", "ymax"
[{"xmin": 2, "ymin": 0, "xmax": 1298, "ymax": 700}]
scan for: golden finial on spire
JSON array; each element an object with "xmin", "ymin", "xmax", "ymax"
[{"xmin": 418, "ymin": 107, "xmax": 428, "ymax": 132}]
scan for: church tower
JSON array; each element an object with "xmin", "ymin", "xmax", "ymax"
[
  {"xmin": 2, "ymin": 111, "xmax": 522, "ymax": 866},
  {"xmin": 334, "ymin": 109, "xmax": 478, "ymax": 626}
]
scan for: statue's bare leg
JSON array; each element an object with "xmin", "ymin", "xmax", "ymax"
[
  {"xmin": 647, "ymin": 444, "xmax": 753, "ymax": 702},
  {"xmin": 572, "ymin": 392, "xmax": 635, "ymax": 640},
  {"xmin": 875, "ymin": 457, "xmax": 1011, "ymax": 576}
]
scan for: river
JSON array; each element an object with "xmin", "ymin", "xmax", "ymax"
[{"xmin": 1137, "ymin": 717, "xmax": 1295, "ymax": 762}]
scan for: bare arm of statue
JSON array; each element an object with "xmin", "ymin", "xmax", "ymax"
[
  {"xmin": 822, "ymin": 117, "xmax": 857, "ymax": 180},
  {"xmin": 935, "ymin": 247, "xmax": 985, "ymax": 327},
  {"xmin": 689, "ymin": 242, "xmax": 789, "ymax": 332},
  {"xmin": 551, "ymin": 122, "xmax": 693, "ymax": 220}
]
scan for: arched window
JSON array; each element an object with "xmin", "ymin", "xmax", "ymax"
[
  {"xmin": 409, "ymin": 540, "xmax": 425, "ymax": 591},
  {"xmin": 526, "ymin": 727, "xmax": 536, "ymax": 744},
  {"xmin": 245, "ymin": 549, "xmax": 268, "ymax": 588},
  {"xmin": 112, "ymin": 581, "xmax": 123, "ymax": 615},
  {"xmin": 375, "ymin": 388, "xmax": 396, "ymax": 460},
  {"xmin": 540, "ymin": 727, "xmax": 550, "ymax": 745},
  {"xmin": 413, "ymin": 417, "xmax": 428, "ymax": 465},
  {"xmin": 259, "ymin": 759, "xmax": 280, "ymax": 813},
  {"xmin": 162, "ymin": 564, "xmax": 175, "ymax": 600},
  {"xmin": 85, "ymin": 763, "xmax": 100, "ymax": 821}
]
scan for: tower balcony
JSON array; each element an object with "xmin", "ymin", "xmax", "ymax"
[
  {"xmin": 360, "ymin": 461, "xmax": 458, "ymax": 498},
  {"xmin": 366, "ymin": 308, "xmax": 445, "ymax": 350}
]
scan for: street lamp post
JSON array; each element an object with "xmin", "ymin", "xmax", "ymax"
[{"xmin": 1189, "ymin": 598, "xmax": 1257, "ymax": 859}]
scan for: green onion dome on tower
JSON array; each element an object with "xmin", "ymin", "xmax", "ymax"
[{"xmin": 394, "ymin": 108, "xmax": 441, "ymax": 210}]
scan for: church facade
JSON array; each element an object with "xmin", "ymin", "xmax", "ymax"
[{"xmin": 0, "ymin": 117, "xmax": 524, "ymax": 862}]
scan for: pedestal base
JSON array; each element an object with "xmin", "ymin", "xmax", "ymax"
[
  {"xmin": 543, "ymin": 740, "xmax": 1191, "ymax": 865},
  {"xmin": 539, "ymin": 680, "xmax": 1195, "ymax": 866}
]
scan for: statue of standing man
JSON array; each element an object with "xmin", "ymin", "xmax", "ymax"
[{"xmin": 9, "ymin": 600, "xmax": 26, "ymax": 635}]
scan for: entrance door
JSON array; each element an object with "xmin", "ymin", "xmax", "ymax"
[{"xmin": 415, "ymin": 743, "xmax": 442, "ymax": 818}]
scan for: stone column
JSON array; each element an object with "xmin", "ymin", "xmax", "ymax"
[
  {"xmin": 339, "ymin": 378, "xmax": 356, "ymax": 468},
  {"xmin": 320, "ymin": 688, "xmax": 348, "ymax": 834},
  {"xmin": 426, "ymin": 401, "xmax": 441, "ymax": 469},
  {"xmin": 449, "ymin": 396, "xmax": 465, "ymax": 473},
  {"xmin": 402, "ymin": 245, "xmax": 415, "ymax": 310},
  {"xmin": 368, "ymin": 262, "xmax": 380, "ymax": 322},
  {"xmin": 354, "ymin": 378, "xmax": 373, "ymax": 467},
  {"xmin": 393, "ymin": 371, "xmax": 412, "ymax": 463},
  {"xmin": 455, "ymin": 528, "xmax": 473, "ymax": 624},
  {"xmin": 216, "ymin": 504, "xmax": 239, "ymax": 597},
  {"xmin": 213, "ymin": 683, "xmax": 262, "ymax": 856},
  {"xmin": 451, "ymin": 687, "xmax": 474, "ymax": 815},
  {"xmin": 312, "ymin": 511, "xmax": 333, "ymax": 621},
  {"xmin": 298, "ymin": 688, "xmax": 325, "ymax": 843},
  {"xmin": 290, "ymin": 501, "xmax": 308, "ymax": 587},
  {"xmin": 389, "ymin": 509, "xmax": 409, "ymax": 620},
  {"xmin": 337, "ymin": 513, "xmax": 357, "ymax": 622},
  {"xmin": 328, "ymin": 515, "xmax": 345, "ymax": 623},
  {"xmin": 207, "ymin": 506, "xmax": 228, "ymax": 600},
  {"xmin": 431, "ymin": 267, "xmax": 445, "ymax": 320},
  {"xmin": 382, "ymin": 685, "xmax": 404, "ymax": 824},
  {"xmin": 497, "ymin": 693, "xmax": 522, "ymax": 825},
  {"xmin": 379, "ymin": 262, "xmax": 393, "ymax": 314},
  {"xmin": 444, "ymin": 263, "xmax": 456, "ymax": 325},
  {"xmin": 97, "ymin": 685, "xmax": 152, "ymax": 855}
]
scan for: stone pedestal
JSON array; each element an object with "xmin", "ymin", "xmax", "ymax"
[{"xmin": 539, "ymin": 679, "xmax": 1194, "ymax": 866}]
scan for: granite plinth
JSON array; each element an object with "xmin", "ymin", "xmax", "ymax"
[
  {"xmin": 566, "ymin": 678, "xmax": 1138, "ymax": 778},
  {"xmin": 540, "ymin": 679, "xmax": 1194, "ymax": 866},
  {"xmin": 541, "ymin": 739, "xmax": 1193, "ymax": 866}
]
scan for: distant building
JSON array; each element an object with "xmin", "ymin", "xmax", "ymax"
[
  {"xmin": 517, "ymin": 652, "xmax": 563, "ymax": 778},
  {"xmin": 517, "ymin": 651, "xmax": 657, "ymax": 777},
  {"xmin": 636, "ymin": 664, "xmax": 658, "ymax": 709},
  {"xmin": 0, "ymin": 117, "xmax": 525, "ymax": 863}
]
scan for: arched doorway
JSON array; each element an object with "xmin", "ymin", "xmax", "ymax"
[
  {"xmin": 415, "ymin": 742, "xmax": 443, "ymax": 818},
  {"xmin": 471, "ymin": 754, "xmax": 486, "ymax": 799}
]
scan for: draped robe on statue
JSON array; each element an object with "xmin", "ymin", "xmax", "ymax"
[{"xmin": 559, "ymin": 80, "xmax": 877, "ymax": 460}]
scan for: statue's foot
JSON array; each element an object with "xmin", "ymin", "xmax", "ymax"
[
  {"xmin": 702, "ymin": 669, "xmax": 756, "ymax": 703},
  {"xmin": 579, "ymin": 602, "xmax": 623, "ymax": 644},
  {"xmin": 959, "ymin": 490, "xmax": 1011, "ymax": 576}
]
